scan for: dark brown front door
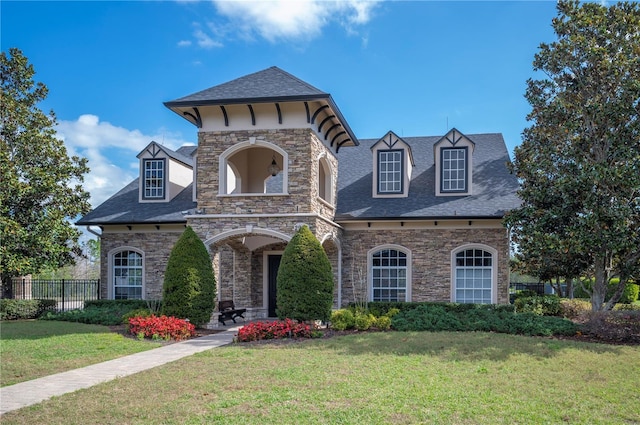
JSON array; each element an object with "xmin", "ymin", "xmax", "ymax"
[{"xmin": 268, "ymin": 255, "xmax": 282, "ymax": 317}]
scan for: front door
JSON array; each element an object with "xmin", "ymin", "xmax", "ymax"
[{"xmin": 267, "ymin": 254, "xmax": 282, "ymax": 317}]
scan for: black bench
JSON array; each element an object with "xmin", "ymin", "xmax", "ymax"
[{"xmin": 217, "ymin": 300, "xmax": 246, "ymax": 325}]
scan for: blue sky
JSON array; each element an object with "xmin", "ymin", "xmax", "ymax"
[{"xmin": 2, "ymin": 0, "xmax": 559, "ymax": 208}]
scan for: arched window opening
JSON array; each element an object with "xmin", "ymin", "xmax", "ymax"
[
  {"xmin": 454, "ymin": 248, "xmax": 494, "ymax": 304},
  {"xmin": 220, "ymin": 143, "xmax": 287, "ymax": 195},
  {"xmin": 370, "ymin": 248, "xmax": 409, "ymax": 302},
  {"xmin": 318, "ymin": 157, "xmax": 333, "ymax": 203},
  {"xmin": 112, "ymin": 250, "xmax": 143, "ymax": 300}
]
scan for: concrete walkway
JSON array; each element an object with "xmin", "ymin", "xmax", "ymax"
[{"xmin": 0, "ymin": 325, "xmax": 242, "ymax": 415}]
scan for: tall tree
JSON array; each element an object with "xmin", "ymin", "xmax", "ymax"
[
  {"xmin": 505, "ymin": 1, "xmax": 640, "ymax": 311},
  {"xmin": 0, "ymin": 48, "xmax": 91, "ymax": 287}
]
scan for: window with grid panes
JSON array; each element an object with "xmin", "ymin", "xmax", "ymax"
[
  {"xmin": 377, "ymin": 150, "xmax": 403, "ymax": 194},
  {"xmin": 454, "ymin": 249, "xmax": 493, "ymax": 304},
  {"xmin": 441, "ymin": 148, "xmax": 467, "ymax": 192},
  {"xmin": 113, "ymin": 250, "xmax": 143, "ymax": 299},
  {"xmin": 371, "ymin": 249, "xmax": 407, "ymax": 301},
  {"xmin": 143, "ymin": 159, "xmax": 165, "ymax": 199}
]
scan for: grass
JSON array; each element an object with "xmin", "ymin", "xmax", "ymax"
[
  {"xmin": 2, "ymin": 331, "xmax": 639, "ymax": 424},
  {"xmin": 0, "ymin": 320, "xmax": 161, "ymax": 387}
]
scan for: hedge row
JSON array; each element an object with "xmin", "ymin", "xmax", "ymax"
[
  {"xmin": 0, "ymin": 299, "xmax": 57, "ymax": 320},
  {"xmin": 391, "ymin": 303, "xmax": 578, "ymax": 336}
]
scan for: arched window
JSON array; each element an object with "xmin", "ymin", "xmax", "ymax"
[
  {"xmin": 452, "ymin": 246, "xmax": 496, "ymax": 304},
  {"xmin": 369, "ymin": 246, "xmax": 411, "ymax": 302},
  {"xmin": 318, "ymin": 156, "xmax": 333, "ymax": 204},
  {"xmin": 111, "ymin": 249, "xmax": 143, "ymax": 299}
]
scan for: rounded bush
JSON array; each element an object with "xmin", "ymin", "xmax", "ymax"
[
  {"xmin": 276, "ymin": 225, "xmax": 333, "ymax": 322},
  {"xmin": 354, "ymin": 313, "xmax": 376, "ymax": 331},
  {"xmin": 162, "ymin": 226, "xmax": 216, "ymax": 327},
  {"xmin": 375, "ymin": 315, "xmax": 392, "ymax": 330},
  {"xmin": 331, "ymin": 309, "xmax": 355, "ymax": 331}
]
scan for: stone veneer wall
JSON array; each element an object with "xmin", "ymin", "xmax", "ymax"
[
  {"xmin": 195, "ymin": 129, "xmax": 338, "ymax": 220},
  {"xmin": 99, "ymin": 229, "xmax": 184, "ymax": 300},
  {"xmin": 340, "ymin": 226, "xmax": 511, "ymax": 305}
]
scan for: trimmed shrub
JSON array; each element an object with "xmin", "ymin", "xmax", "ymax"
[
  {"xmin": 162, "ymin": 226, "xmax": 216, "ymax": 327},
  {"xmin": 0, "ymin": 299, "xmax": 56, "ymax": 320},
  {"xmin": 84, "ymin": 299, "xmax": 148, "ymax": 310},
  {"xmin": 613, "ymin": 303, "xmax": 640, "ymax": 311},
  {"xmin": 559, "ymin": 299, "xmax": 591, "ymax": 318},
  {"xmin": 276, "ymin": 225, "xmax": 333, "ymax": 322},
  {"xmin": 581, "ymin": 311, "xmax": 640, "ymax": 343},
  {"xmin": 375, "ymin": 315, "xmax": 392, "ymax": 330},
  {"xmin": 354, "ymin": 313, "xmax": 376, "ymax": 331},
  {"xmin": 391, "ymin": 303, "xmax": 578, "ymax": 336},
  {"xmin": 122, "ymin": 308, "xmax": 152, "ymax": 325},
  {"xmin": 514, "ymin": 294, "xmax": 561, "ymax": 316},
  {"xmin": 39, "ymin": 302, "xmax": 141, "ymax": 325},
  {"xmin": 621, "ymin": 284, "xmax": 639, "ymax": 304},
  {"xmin": 331, "ymin": 309, "xmax": 355, "ymax": 331}
]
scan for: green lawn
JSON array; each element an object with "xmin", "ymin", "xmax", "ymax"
[
  {"xmin": 0, "ymin": 320, "xmax": 161, "ymax": 386},
  {"xmin": 2, "ymin": 331, "xmax": 638, "ymax": 424}
]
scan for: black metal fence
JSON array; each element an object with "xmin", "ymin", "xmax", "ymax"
[
  {"xmin": 2, "ymin": 278, "xmax": 100, "ymax": 311},
  {"xmin": 509, "ymin": 282, "xmax": 546, "ymax": 295}
]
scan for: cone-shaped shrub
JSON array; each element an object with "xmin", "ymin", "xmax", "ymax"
[
  {"xmin": 161, "ymin": 226, "xmax": 216, "ymax": 327},
  {"xmin": 276, "ymin": 225, "xmax": 333, "ymax": 322}
]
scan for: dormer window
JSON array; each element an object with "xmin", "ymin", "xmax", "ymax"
[
  {"xmin": 137, "ymin": 142, "xmax": 193, "ymax": 203},
  {"xmin": 143, "ymin": 159, "xmax": 166, "ymax": 199},
  {"xmin": 441, "ymin": 147, "xmax": 467, "ymax": 192},
  {"xmin": 434, "ymin": 129, "xmax": 474, "ymax": 197},
  {"xmin": 371, "ymin": 131, "xmax": 414, "ymax": 198},
  {"xmin": 378, "ymin": 150, "xmax": 403, "ymax": 194}
]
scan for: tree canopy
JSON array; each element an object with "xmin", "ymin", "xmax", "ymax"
[
  {"xmin": 505, "ymin": 1, "xmax": 640, "ymax": 310},
  {"xmin": 1, "ymin": 48, "xmax": 91, "ymax": 286}
]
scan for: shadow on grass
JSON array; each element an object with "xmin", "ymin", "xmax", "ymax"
[
  {"xmin": 0, "ymin": 320, "xmax": 112, "ymax": 340},
  {"xmin": 308, "ymin": 331, "xmax": 626, "ymax": 362}
]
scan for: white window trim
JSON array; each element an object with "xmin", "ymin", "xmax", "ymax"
[
  {"xmin": 218, "ymin": 139, "xmax": 288, "ymax": 195},
  {"xmin": 317, "ymin": 153, "xmax": 334, "ymax": 205},
  {"xmin": 450, "ymin": 244, "xmax": 498, "ymax": 304},
  {"xmin": 107, "ymin": 246, "xmax": 145, "ymax": 300},
  {"xmin": 141, "ymin": 158, "xmax": 167, "ymax": 201},
  {"xmin": 367, "ymin": 244, "xmax": 412, "ymax": 302}
]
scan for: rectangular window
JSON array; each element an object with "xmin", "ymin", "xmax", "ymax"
[
  {"xmin": 143, "ymin": 159, "xmax": 165, "ymax": 199},
  {"xmin": 441, "ymin": 148, "xmax": 467, "ymax": 193},
  {"xmin": 378, "ymin": 150, "xmax": 403, "ymax": 194}
]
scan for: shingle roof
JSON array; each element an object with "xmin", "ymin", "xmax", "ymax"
[
  {"xmin": 76, "ymin": 179, "xmax": 196, "ymax": 225},
  {"xmin": 164, "ymin": 66, "xmax": 329, "ymax": 107},
  {"xmin": 336, "ymin": 133, "xmax": 521, "ymax": 220},
  {"xmin": 137, "ymin": 142, "xmax": 196, "ymax": 167}
]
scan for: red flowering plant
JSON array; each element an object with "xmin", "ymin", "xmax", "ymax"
[
  {"xmin": 128, "ymin": 314, "xmax": 196, "ymax": 341},
  {"xmin": 236, "ymin": 319, "xmax": 314, "ymax": 342}
]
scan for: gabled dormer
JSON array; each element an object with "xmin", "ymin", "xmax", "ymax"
[
  {"xmin": 434, "ymin": 128, "xmax": 475, "ymax": 196},
  {"xmin": 371, "ymin": 131, "xmax": 415, "ymax": 198},
  {"xmin": 137, "ymin": 142, "xmax": 194, "ymax": 203}
]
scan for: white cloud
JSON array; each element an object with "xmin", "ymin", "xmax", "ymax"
[
  {"xmin": 183, "ymin": 0, "xmax": 379, "ymax": 46},
  {"xmin": 56, "ymin": 114, "xmax": 192, "ymax": 207},
  {"xmin": 177, "ymin": 39, "xmax": 192, "ymax": 47},
  {"xmin": 194, "ymin": 28, "xmax": 224, "ymax": 48}
]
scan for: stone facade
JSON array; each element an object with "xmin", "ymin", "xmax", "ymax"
[
  {"xmin": 340, "ymin": 225, "xmax": 510, "ymax": 305},
  {"xmin": 99, "ymin": 226, "xmax": 184, "ymax": 300},
  {"xmin": 97, "ymin": 129, "xmax": 512, "ymax": 325}
]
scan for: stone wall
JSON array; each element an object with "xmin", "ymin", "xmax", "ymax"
[
  {"xmin": 341, "ymin": 226, "xmax": 510, "ymax": 305},
  {"xmin": 99, "ymin": 229, "xmax": 183, "ymax": 300}
]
